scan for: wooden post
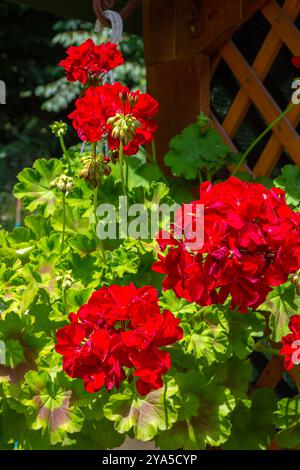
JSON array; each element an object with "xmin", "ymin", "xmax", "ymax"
[
  {"xmin": 142, "ymin": 0, "xmax": 269, "ymax": 171},
  {"xmin": 143, "ymin": 0, "xmax": 210, "ymax": 172}
]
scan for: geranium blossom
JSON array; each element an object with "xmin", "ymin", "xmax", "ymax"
[
  {"xmin": 153, "ymin": 177, "xmax": 300, "ymax": 312},
  {"xmin": 59, "ymin": 39, "xmax": 124, "ymax": 84},
  {"xmin": 55, "ymin": 283, "xmax": 183, "ymax": 395},
  {"xmin": 280, "ymin": 315, "xmax": 300, "ymax": 370},
  {"xmin": 292, "ymin": 56, "xmax": 300, "ymax": 68},
  {"xmin": 69, "ymin": 82, "xmax": 159, "ymax": 154}
]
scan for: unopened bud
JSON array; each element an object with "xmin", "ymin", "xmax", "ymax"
[
  {"xmin": 119, "ymin": 92, "xmax": 128, "ymax": 104},
  {"xmin": 50, "ymin": 121, "xmax": 68, "ymax": 138},
  {"xmin": 129, "ymin": 94, "xmax": 138, "ymax": 107},
  {"xmin": 103, "ymin": 166, "xmax": 112, "ymax": 176}
]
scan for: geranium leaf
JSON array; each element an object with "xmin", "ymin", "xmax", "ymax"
[
  {"xmin": 224, "ymin": 389, "xmax": 276, "ymax": 450},
  {"xmin": 164, "ymin": 121, "xmax": 230, "ymax": 180},
  {"xmin": 225, "ymin": 309, "xmax": 265, "ymax": 359},
  {"xmin": 20, "ymin": 370, "xmax": 84, "ymax": 445},
  {"xmin": 14, "ymin": 158, "xmax": 63, "ymax": 216},
  {"xmin": 273, "ymin": 395, "xmax": 300, "ymax": 449},
  {"xmin": 104, "ymin": 378, "xmax": 179, "ymax": 441},
  {"xmin": 274, "ymin": 164, "xmax": 300, "ymax": 209},
  {"xmin": 156, "ymin": 371, "xmax": 235, "ymax": 450},
  {"xmin": 259, "ymin": 282, "xmax": 300, "ymax": 342}
]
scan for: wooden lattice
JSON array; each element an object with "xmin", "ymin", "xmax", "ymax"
[
  {"xmin": 212, "ymin": 0, "xmax": 300, "ymax": 176},
  {"xmin": 210, "ymin": 0, "xmax": 300, "ymax": 410}
]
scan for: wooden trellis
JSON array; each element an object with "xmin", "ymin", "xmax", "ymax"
[
  {"xmin": 144, "ymin": 0, "xmax": 300, "ymax": 176},
  {"xmin": 216, "ymin": 0, "xmax": 300, "ymax": 176}
]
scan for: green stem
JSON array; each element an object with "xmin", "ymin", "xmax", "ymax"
[
  {"xmin": 125, "ymin": 157, "xmax": 129, "ymax": 191},
  {"xmin": 61, "ymin": 192, "xmax": 66, "ymax": 254},
  {"xmin": 232, "ymin": 102, "xmax": 295, "ymax": 176},
  {"xmin": 255, "ymin": 343, "xmax": 280, "ymax": 356},
  {"xmin": 59, "ymin": 135, "xmax": 71, "ymax": 173},
  {"xmin": 119, "ymin": 142, "xmax": 127, "ymax": 195},
  {"xmin": 93, "ymin": 143, "xmax": 106, "ymax": 264},
  {"xmin": 186, "ymin": 419, "xmax": 196, "ymax": 444},
  {"xmin": 163, "ymin": 381, "xmax": 169, "ymax": 429},
  {"xmin": 152, "ymin": 139, "xmax": 157, "ymax": 164},
  {"xmin": 62, "ymin": 289, "xmax": 67, "ymax": 314}
]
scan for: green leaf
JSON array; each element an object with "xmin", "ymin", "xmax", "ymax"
[
  {"xmin": 14, "ymin": 158, "xmax": 63, "ymax": 216},
  {"xmin": 259, "ymin": 282, "xmax": 300, "ymax": 342},
  {"xmin": 109, "ymin": 247, "xmax": 140, "ymax": 278},
  {"xmin": 25, "ymin": 215, "xmax": 52, "ymax": 240},
  {"xmin": 68, "ymin": 234, "xmax": 96, "ymax": 254},
  {"xmin": 5, "ymin": 339, "xmax": 25, "ymax": 368},
  {"xmin": 274, "ymin": 395, "xmax": 300, "ymax": 449},
  {"xmin": 274, "ymin": 164, "xmax": 300, "ymax": 209},
  {"xmin": 224, "ymin": 388, "xmax": 277, "ymax": 450},
  {"xmin": 20, "ymin": 370, "xmax": 84, "ymax": 445},
  {"xmin": 76, "ymin": 419, "xmax": 125, "ymax": 450},
  {"xmin": 181, "ymin": 307, "xmax": 230, "ymax": 367},
  {"xmin": 104, "ymin": 378, "xmax": 179, "ymax": 441},
  {"xmin": 212, "ymin": 356, "xmax": 253, "ymax": 399},
  {"xmin": 165, "ymin": 119, "xmax": 230, "ymax": 180},
  {"xmin": 156, "ymin": 371, "xmax": 235, "ymax": 450},
  {"xmin": 226, "ymin": 309, "xmax": 265, "ymax": 359}
]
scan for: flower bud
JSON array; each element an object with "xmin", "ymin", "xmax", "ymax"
[
  {"xmin": 103, "ymin": 165, "xmax": 112, "ymax": 176},
  {"xmin": 50, "ymin": 121, "xmax": 68, "ymax": 138},
  {"xmin": 129, "ymin": 94, "xmax": 138, "ymax": 107},
  {"xmin": 119, "ymin": 91, "xmax": 128, "ymax": 104}
]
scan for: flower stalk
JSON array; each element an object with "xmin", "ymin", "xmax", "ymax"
[
  {"xmin": 232, "ymin": 102, "xmax": 295, "ymax": 176},
  {"xmin": 93, "ymin": 143, "xmax": 107, "ymax": 264},
  {"xmin": 119, "ymin": 141, "xmax": 127, "ymax": 195}
]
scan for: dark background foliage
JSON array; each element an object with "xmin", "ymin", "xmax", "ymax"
[{"xmin": 0, "ymin": 0, "xmax": 145, "ymax": 228}]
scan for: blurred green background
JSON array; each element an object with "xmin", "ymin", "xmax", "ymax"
[{"xmin": 0, "ymin": 0, "xmax": 145, "ymax": 229}]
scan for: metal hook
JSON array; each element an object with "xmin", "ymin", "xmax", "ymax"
[{"xmin": 92, "ymin": 0, "xmax": 140, "ymax": 28}]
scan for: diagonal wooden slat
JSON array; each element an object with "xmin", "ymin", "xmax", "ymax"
[
  {"xmin": 254, "ymin": 355, "xmax": 284, "ymax": 390},
  {"xmin": 220, "ymin": 40, "xmax": 300, "ymax": 167},
  {"xmin": 254, "ymin": 104, "xmax": 300, "ymax": 175},
  {"xmin": 262, "ymin": 0, "xmax": 300, "ymax": 55},
  {"xmin": 222, "ymin": 0, "xmax": 300, "ymax": 138}
]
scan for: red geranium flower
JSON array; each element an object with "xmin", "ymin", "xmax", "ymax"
[
  {"xmin": 68, "ymin": 82, "xmax": 159, "ymax": 154},
  {"xmin": 280, "ymin": 315, "xmax": 300, "ymax": 370},
  {"xmin": 292, "ymin": 56, "xmax": 300, "ymax": 68},
  {"xmin": 59, "ymin": 39, "xmax": 124, "ymax": 84},
  {"xmin": 55, "ymin": 283, "xmax": 183, "ymax": 396},
  {"xmin": 153, "ymin": 177, "xmax": 300, "ymax": 313}
]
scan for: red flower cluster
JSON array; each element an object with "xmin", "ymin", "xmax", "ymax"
[
  {"xmin": 280, "ymin": 315, "xmax": 300, "ymax": 370},
  {"xmin": 59, "ymin": 39, "xmax": 124, "ymax": 84},
  {"xmin": 153, "ymin": 177, "xmax": 300, "ymax": 312},
  {"xmin": 55, "ymin": 283, "xmax": 183, "ymax": 395},
  {"xmin": 69, "ymin": 82, "xmax": 159, "ymax": 154},
  {"xmin": 292, "ymin": 56, "xmax": 300, "ymax": 68}
]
